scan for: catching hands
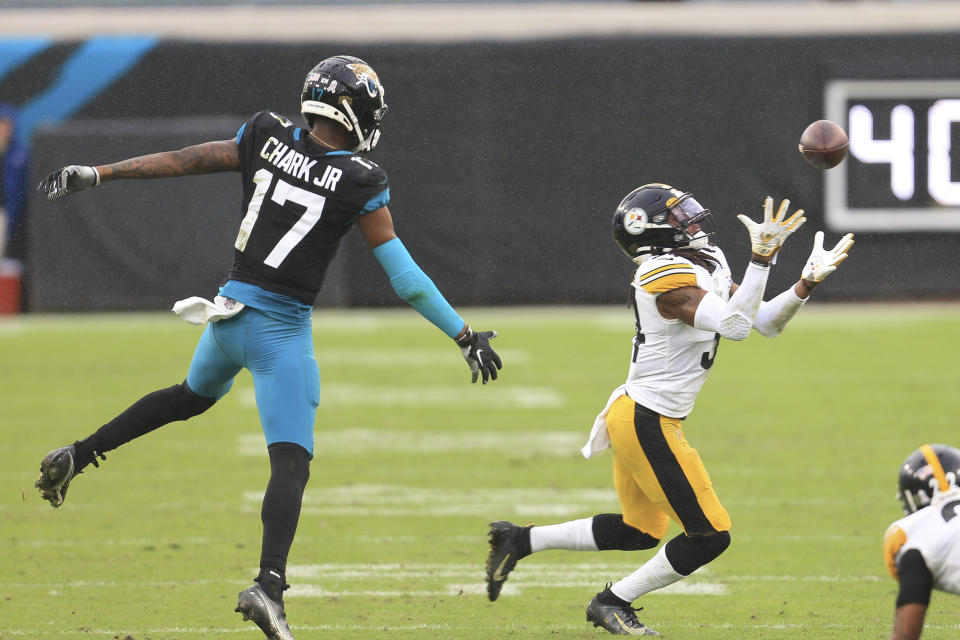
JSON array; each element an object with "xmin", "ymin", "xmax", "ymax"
[
  {"xmin": 802, "ymin": 231, "xmax": 854, "ymax": 284},
  {"xmin": 737, "ymin": 196, "xmax": 806, "ymax": 257},
  {"xmin": 456, "ymin": 327, "xmax": 502, "ymax": 384},
  {"xmin": 37, "ymin": 165, "xmax": 100, "ymax": 200}
]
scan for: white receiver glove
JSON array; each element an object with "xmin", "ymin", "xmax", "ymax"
[
  {"xmin": 37, "ymin": 165, "xmax": 100, "ymax": 200},
  {"xmin": 737, "ymin": 196, "xmax": 806, "ymax": 256},
  {"xmin": 802, "ymin": 231, "xmax": 854, "ymax": 283}
]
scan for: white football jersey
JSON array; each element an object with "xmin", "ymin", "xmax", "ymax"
[
  {"xmin": 883, "ymin": 495, "xmax": 960, "ymax": 595},
  {"xmin": 624, "ymin": 245, "xmax": 733, "ymax": 418}
]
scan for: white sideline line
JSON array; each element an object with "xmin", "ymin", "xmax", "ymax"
[
  {"xmin": 237, "ymin": 384, "xmax": 565, "ymax": 409},
  {"xmin": 237, "ymin": 429, "xmax": 583, "ymax": 457}
]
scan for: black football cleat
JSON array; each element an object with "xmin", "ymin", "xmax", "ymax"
[
  {"xmin": 236, "ymin": 583, "xmax": 295, "ymax": 640},
  {"xmin": 586, "ymin": 586, "xmax": 660, "ymax": 636},
  {"xmin": 35, "ymin": 445, "xmax": 77, "ymax": 508},
  {"xmin": 485, "ymin": 520, "xmax": 531, "ymax": 601}
]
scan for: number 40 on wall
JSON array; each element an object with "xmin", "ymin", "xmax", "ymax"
[
  {"xmin": 824, "ymin": 79, "xmax": 960, "ymax": 232},
  {"xmin": 848, "ymin": 99, "xmax": 960, "ymax": 204}
]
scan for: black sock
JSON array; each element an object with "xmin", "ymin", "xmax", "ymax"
[
  {"xmin": 259, "ymin": 442, "xmax": 311, "ymax": 580},
  {"xmin": 592, "ymin": 513, "xmax": 660, "ymax": 551},
  {"xmin": 596, "ymin": 584, "xmax": 632, "ymax": 608},
  {"xmin": 515, "ymin": 526, "xmax": 532, "ymax": 560},
  {"xmin": 73, "ymin": 381, "xmax": 216, "ymax": 472},
  {"xmin": 256, "ymin": 567, "xmax": 288, "ymax": 603}
]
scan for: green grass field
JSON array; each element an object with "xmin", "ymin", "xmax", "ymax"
[{"xmin": 2, "ymin": 304, "xmax": 959, "ymax": 640}]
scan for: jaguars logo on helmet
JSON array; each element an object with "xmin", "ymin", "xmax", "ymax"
[
  {"xmin": 897, "ymin": 443, "xmax": 960, "ymax": 514},
  {"xmin": 612, "ymin": 183, "xmax": 717, "ymax": 264},
  {"xmin": 300, "ymin": 55, "xmax": 388, "ymax": 153}
]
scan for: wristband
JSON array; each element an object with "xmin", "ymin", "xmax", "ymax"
[{"xmin": 455, "ymin": 327, "xmax": 473, "ymax": 347}]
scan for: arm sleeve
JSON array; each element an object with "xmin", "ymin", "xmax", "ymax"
[
  {"xmin": 752, "ymin": 286, "xmax": 808, "ymax": 338},
  {"xmin": 372, "ymin": 237, "xmax": 465, "ymax": 338},
  {"xmin": 896, "ymin": 549, "xmax": 934, "ymax": 607},
  {"xmin": 693, "ymin": 262, "xmax": 770, "ymax": 341}
]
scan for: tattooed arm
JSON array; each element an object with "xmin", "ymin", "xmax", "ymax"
[
  {"xmin": 660, "ymin": 260, "xmax": 771, "ymax": 341},
  {"xmin": 96, "ymin": 140, "xmax": 240, "ymax": 181},
  {"xmin": 37, "ymin": 140, "xmax": 241, "ymax": 200},
  {"xmin": 656, "ymin": 286, "xmax": 708, "ymax": 326}
]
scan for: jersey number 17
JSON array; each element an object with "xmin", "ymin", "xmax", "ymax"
[{"xmin": 234, "ymin": 168, "xmax": 327, "ymax": 268}]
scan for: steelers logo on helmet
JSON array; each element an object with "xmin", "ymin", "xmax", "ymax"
[
  {"xmin": 622, "ymin": 208, "xmax": 648, "ymax": 235},
  {"xmin": 612, "ymin": 183, "xmax": 717, "ymax": 265}
]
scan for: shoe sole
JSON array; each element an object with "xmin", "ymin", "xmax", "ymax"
[{"xmin": 485, "ymin": 522, "xmax": 516, "ymax": 601}]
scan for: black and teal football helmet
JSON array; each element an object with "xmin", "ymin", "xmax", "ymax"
[{"xmin": 300, "ymin": 55, "xmax": 388, "ymax": 153}]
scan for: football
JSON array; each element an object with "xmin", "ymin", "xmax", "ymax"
[{"xmin": 798, "ymin": 120, "xmax": 848, "ymax": 169}]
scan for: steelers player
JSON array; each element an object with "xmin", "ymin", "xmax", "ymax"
[
  {"xmin": 34, "ymin": 55, "xmax": 501, "ymax": 640},
  {"xmin": 884, "ymin": 444, "xmax": 960, "ymax": 640},
  {"xmin": 485, "ymin": 184, "xmax": 853, "ymax": 636}
]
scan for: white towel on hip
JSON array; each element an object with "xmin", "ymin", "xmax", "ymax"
[
  {"xmin": 580, "ymin": 384, "xmax": 627, "ymax": 459},
  {"xmin": 172, "ymin": 295, "xmax": 245, "ymax": 326}
]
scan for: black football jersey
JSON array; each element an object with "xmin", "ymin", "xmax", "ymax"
[{"xmin": 226, "ymin": 110, "xmax": 390, "ymax": 305}]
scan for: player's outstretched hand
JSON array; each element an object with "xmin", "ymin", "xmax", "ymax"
[
  {"xmin": 456, "ymin": 328, "xmax": 502, "ymax": 384},
  {"xmin": 802, "ymin": 231, "xmax": 854, "ymax": 283},
  {"xmin": 37, "ymin": 165, "xmax": 100, "ymax": 200},
  {"xmin": 737, "ymin": 196, "xmax": 806, "ymax": 257}
]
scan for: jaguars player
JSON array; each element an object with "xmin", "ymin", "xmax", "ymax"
[
  {"xmin": 884, "ymin": 444, "xmax": 960, "ymax": 640},
  {"xmin": 34, "ymin": 55, "xmax": 501, "ymax": 640},
  {"xmin": 485, "ymin": 183, "xmax": 853, "ymax": 636}
]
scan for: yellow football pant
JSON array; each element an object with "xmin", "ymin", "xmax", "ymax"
[{"xmin": 606, "ymin": 394, "xmax": 731, "ymax": 539}]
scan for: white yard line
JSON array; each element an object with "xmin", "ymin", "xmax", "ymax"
[
  {"xmin": 244, "ymin": 485, "xmax": 619, "ymax": 518},
  {"xmin": 237, "ymin": 429, "xmax": 583, "ymax": 457},
  {"xmin": 242, "ymin": 484, "xmax": 853, "ymax": 518},
  {"xmin": 237, "ymin": 385, "xmax": 566, "ymax": 409}
]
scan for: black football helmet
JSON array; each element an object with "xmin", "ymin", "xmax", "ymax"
[
  {"xmin": 897, "ymin": 443, "xmax": 960, "ymax": 514},
  {"xmin": 612, "ymin": 183, "xmax": 717, "ymax": 264},
  {"xmin": 300, "ymin": 55, "xmax": 388, "ymax": 152}
]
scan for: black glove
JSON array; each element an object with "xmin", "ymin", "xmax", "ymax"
[
  {"xmin": 456, "ymin": 327, "xmax": 502, "ymax": 384},
  {"xmin": 37, "ymin": 165, "xmax": 100, "ymax": 200}
]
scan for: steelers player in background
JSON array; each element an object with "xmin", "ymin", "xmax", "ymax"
[
  {"xmin": 485, "ymin": 184, "xmax": 854, "ymax": 636},
  {"xmin": 884, "ymin": 444, "xmax": 960, "ymax": 640},
  {"xmin": 34, "ymin": 55, "xmax": 501, "ymax": 640}
]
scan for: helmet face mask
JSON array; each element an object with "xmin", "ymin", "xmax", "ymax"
[
  {"xmin": 897, "ymin": 444, "xmax": 960, "ymax": 515},
  {"xmin": 300, "ymin": 55, "xmax": 388, "ymax": 153},
  {"xmin": 612, "ymin": 183, "xmax": 717, "ymax": 264}
]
